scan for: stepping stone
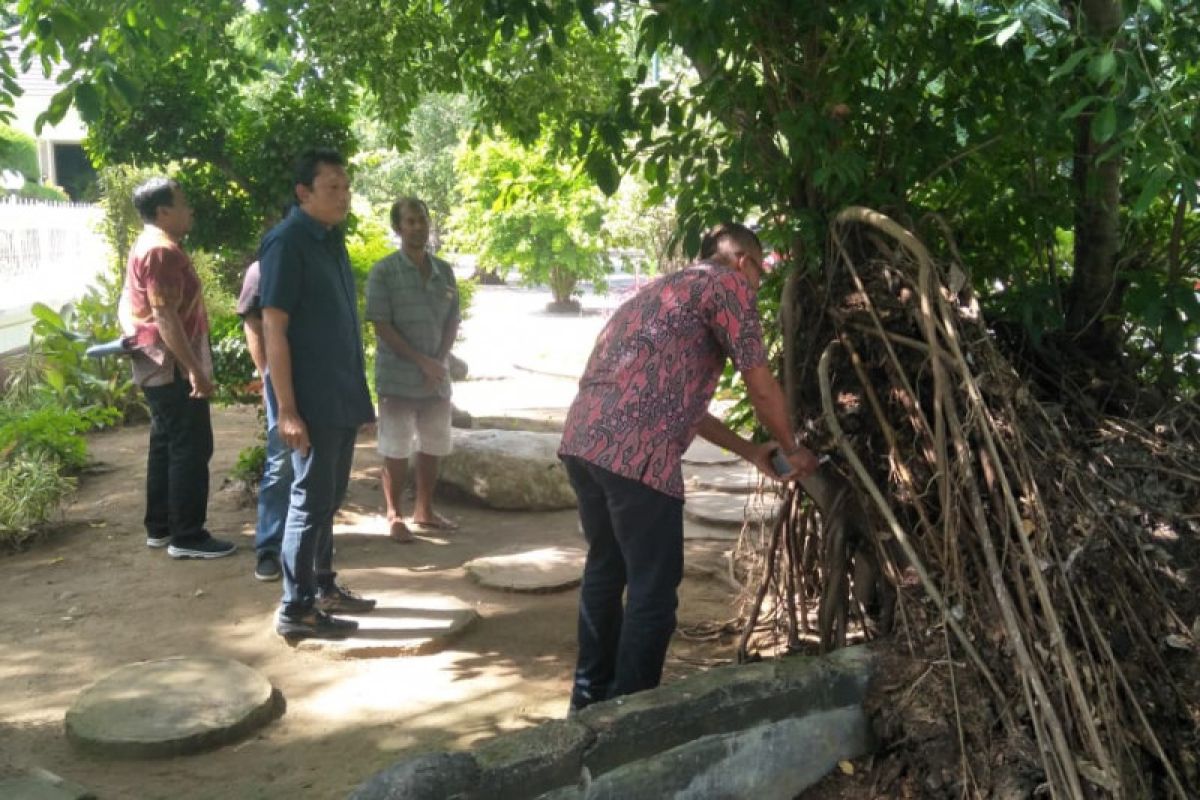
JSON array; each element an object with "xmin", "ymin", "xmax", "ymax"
[
  {"xmin": 0, "ymin": 769, "xmax": 95, "ymax": 800},
  {"xmin": 684, "ymin": 462, "xmax": 760, "ymax": 494},
  {"xmin": 441, "ymin": 429, "xmax": 576, "ymax": 510},
  {"xmin": 684, "ymin": 489, "xmax": 782, "ymax": 529},
  {"xmin": 682, "ymin": 439, "xmax": 739, "ymax": 466},
  {"xmin": 684, "ymin": 518, "xmax": 742, "ymax": 541},
  {"xmin": 65, "ymin": 656, "xmax": 281, "ymax": 758},
  {"xmin": 295, "ymin": 594, "xmax": 479, "ymax": 659},
  {"xmin": 464, "ymin": 546, "xmax": 586, "ymax": 593}
]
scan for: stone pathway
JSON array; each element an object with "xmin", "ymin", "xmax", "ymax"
[
  {"xmin": 681, "ymin": 439, "xmax": 739, "ymax": 466},
  {"xmin": 464, "ymin": 546, "xmax": 586, "ymax": 593},
  {"xmin": 64, "ymin": 656, "xmax": 280, "ymax": 758},
  {"xmin": 0, "ymin": 768, "xmax": 95, "ymax": 800},
  {"xmin": 293, "ymin": 593, "xmax": 479, "ymax": 659},
  {"xmin": 684, "ymin": 488, "xmax": 782, "ymax": 529}
]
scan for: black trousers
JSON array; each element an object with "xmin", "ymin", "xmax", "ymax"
[
  {"xmin": 143, "ymin": 374, "xmax": 213, "ymax": 546},
  {"xmin": 562, "ymin": 456, "xmax": 684, "ymax": 711}
]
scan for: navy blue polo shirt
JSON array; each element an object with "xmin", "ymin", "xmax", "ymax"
[{"xmin": 258, "ymin": 207, "xmax": 374, "ymax": 429}]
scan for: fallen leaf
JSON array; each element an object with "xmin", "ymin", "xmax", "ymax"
[
  {"xmin": 89, "ymin": 522, "xmax": 106, "ymax": 528},
  {"xmin": 838, "ymin": 760, "xmax": 855, "ymax": 776}
]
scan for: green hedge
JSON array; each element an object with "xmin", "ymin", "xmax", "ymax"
[{"xmin": 0, "ymin": 123, "xmax": 39, "ymax": 181}]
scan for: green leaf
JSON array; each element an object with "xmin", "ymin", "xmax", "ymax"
[
  {"xmin": 585, "ymin": 151, "xmax": 619, "ymax": 196},
  {"xmin": 30, "ymin": 303, "xmax": 65, "ymax": 329},
  {"xmin": 1087, "ymin": 51, "xmax": 1117, "ymax": 85},
  {"xmin": 1060, "ymin": 96, "xmax": 1099, "ymax": 121},
  {"xmin": 1131, "ymin": 166, "xmax": 1172, "ymax": 217},
  {"xmin": 995, "ymin": 20, "xmax": 1021, "ymax": 47},
  {"xmin": 1051, "ymin": 47, "xmax": 1092, "ymax": 80},
  {"xmin": 74, "ymin": 82, "xmax": 100, "ymax": 122},
  {"xmin": 1092, "ymin": 103, "xmax": 1117, "ymax": 143}
]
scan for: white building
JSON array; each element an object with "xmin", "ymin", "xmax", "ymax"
[{"xmin": 7, "ymin": 61, "xmax": 95, "ymax": 199}]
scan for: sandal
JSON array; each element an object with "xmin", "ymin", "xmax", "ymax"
[
  {"xmin": 388, "ymin": 519, "xmax": 416, "ymax": 543},
  {"xmin": 407, "ymin": 514, "xmax": 460, "ymax": 533}
]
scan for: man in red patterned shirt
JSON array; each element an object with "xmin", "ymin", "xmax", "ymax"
[
  {"xmin": 118, "ymin": 178, "xmax": 236, "ymax": 560},
  {"xmin": 559, "ymin": 222, "xmax": 819, "ymax": 711}
]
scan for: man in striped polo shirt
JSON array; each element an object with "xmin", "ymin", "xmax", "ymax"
[{"xmin": 365, "ymin": 197, "xmax": 462, "ymax": 542}]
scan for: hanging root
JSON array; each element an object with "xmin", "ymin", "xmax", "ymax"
[{"xmin": 736, "ymin": 206, "xmax": 1199, "ymax": 798}]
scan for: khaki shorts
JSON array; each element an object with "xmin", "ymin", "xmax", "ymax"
[{"xmin": 377, "ymin": 396, "xmax": 453, "ymax": 459}]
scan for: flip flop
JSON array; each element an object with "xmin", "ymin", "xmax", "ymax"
[
  {"xmin": 389, "ymin": 520, "xmax": 416, "ymax": 543},
  {"xmin": 407, "ymin": 514, "xmax": 460, "ymax": 533}
]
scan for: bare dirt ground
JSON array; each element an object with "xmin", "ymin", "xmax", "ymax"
[{"xmin": 0, "ymin": 404, "xmax": 739, "ymax": 799}]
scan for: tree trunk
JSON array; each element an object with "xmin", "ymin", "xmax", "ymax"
[{"xmin": 1064, "ymin": 0, "xmax": 1123, "ymax": 360}]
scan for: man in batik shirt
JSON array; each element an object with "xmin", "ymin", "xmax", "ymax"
[
  {"xmin": 119, "ymin": 177, "xmax": 236, "ymax": 560},
  {"xmin": 558, "ymin": 222, "xmax": 819, "ymax": 711}
]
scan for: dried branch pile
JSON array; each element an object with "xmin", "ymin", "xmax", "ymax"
[{"xmin": 737, "ymin": 207, "xmax": 1200, "ymax": 798}]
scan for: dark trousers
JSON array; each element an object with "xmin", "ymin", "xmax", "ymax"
[
  {"xmin": 143, "ymin": 374, "xmax": 214, "ymax": 546},
  {"xmin": 280, "ymin": 424, "xmax": 356, "ymax": 616},
  {"xmin": 562, "ymin": 456, "xmax": 684, "ymax": 711}
]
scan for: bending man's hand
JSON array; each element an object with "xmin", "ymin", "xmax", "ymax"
[{"xmin": 750, "ymin": 441, "xmax": 821, "ymax": 481}]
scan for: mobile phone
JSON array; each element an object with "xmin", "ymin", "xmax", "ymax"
[{"xmin": 770, "ymin": 448, "xmax": 796, "ymax": 477}]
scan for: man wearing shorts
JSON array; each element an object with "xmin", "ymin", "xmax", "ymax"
[{"xmin": 365, "ymin": 197, "xmax": 461, "ymax": 541}]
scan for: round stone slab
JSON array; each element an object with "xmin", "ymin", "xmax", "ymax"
[
  {"xmin": 684, "ymin": 518, "xmax": 742, "ymax": 541},
  {"xmin": 685, "ymin": 462, "xmax": 760, "ymax": 494},
  {"xmin": 66, "ymin": 656, "xmax": 281, "ymax": 758},
  {"xmin": 465, "ymin": 546, "xmax": 586, "ymax": 593},
  {"xmin": 684, "ymin": 489, "xmax": 782, "ymax": 529},
  {"xmin": 295, "ymin": 594, "xmax": 479, "ymax": 659},
  {"xmin": 682, "ymin": 439, "xmax": 740, "ymax": 466}
]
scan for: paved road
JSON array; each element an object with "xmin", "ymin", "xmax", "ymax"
[{"xmin": 451, "ymin": 283, "xmax": 623, "ymax": 423}]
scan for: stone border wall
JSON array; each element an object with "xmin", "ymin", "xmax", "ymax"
[{"xmin": 350, "ymin": 646, "xmax": 875, "ymax": 800}]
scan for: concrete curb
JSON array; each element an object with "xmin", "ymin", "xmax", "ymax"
[{"xmin": 349, "ymin": 646, "xmax": 876, "ymax": 800}]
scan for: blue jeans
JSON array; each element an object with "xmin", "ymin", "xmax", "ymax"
[
  {"xmin": 280, "ymin": 424, "xmax": 356, "ymax": 616},
  {"xmin": 255, "ymin": 424, "xmax": 292, "ymax": 556},
  {"xmin": 562, "ymin": 456, "xmax": 684, "ymax": 711}
]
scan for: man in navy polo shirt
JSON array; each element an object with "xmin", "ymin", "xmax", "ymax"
[{"xmin": 260, "ymin": 149, "xmax": 377, "ymax": 640}]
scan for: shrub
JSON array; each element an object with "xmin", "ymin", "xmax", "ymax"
[
  {"xmin": 0, "ymin": 404, "xmax": 95, "ymax": 471},
  {"xmin": 18, "ymin": 182, "xmax": 70, "ymax": 202},
  {"xmin": 209, "ymin": 311, "xmax": 258, "ymax": 404},
  {"xmin": 96, "ymin": 164, "xmax": 159, "ymax": 274},
  {"xmin": 230, "ymin": 443, "xmax": 267, "ymax": 486},
  {"xmin": 22, "ymin": 302, "xmax": 142, "ymax": 424},
  {"xmin": 0, "ymin": 453, "xmax": 76, "ymax": 549},
  {"xmin": 0, "ymin": 122, "xmax": 39, "ymax": 181}
]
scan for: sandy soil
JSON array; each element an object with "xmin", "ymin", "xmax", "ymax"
[{"xmin": 0, "ymin": 404, "xmax": 739, "ymax": 799}]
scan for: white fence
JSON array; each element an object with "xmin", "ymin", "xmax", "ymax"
[{"xmin": 0, "ymin": 197, "xmax": 110, "ymax": 352}]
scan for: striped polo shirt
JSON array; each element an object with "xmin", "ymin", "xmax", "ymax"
[{"xmin": 365, "ymin": 249, "xmax": 460, "ymax": 399}]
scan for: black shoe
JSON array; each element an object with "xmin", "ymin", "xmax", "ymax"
[
  {"xmin": 168, "ymin": 537, "xmax": 237, "ymax": 559},
  {"xmin": 316, "ymin": 583, "xmax": 377, "ymax": 614},
  {"xmin": 276, "ymin": 609, "xmax": 358, "ymax": 640},
  {"xmin": 146, "ymin": 533, "xmax": 170, "ymax": 549},
  {"xmin": 254, "ymin": 552, "xmax": 282, "ymax": 582}
]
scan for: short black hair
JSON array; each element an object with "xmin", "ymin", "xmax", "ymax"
[
  {"xmin": 699, "ymin": 222, "xmax": 762, "ymax": 260},
  {"xmin": 132, "ymin": 178, "xmax": 180, "ymax": 224},
  {"xmin": 293, "ymin": 148, "xmax": 346, "ymax": 189},
  {"xmin": 389, "ymin": 197, "xmax": 429, "ymax": 230}
]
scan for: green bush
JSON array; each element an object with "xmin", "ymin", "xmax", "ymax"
[
  {"xmin": 20, "ymin": 302, "xmax": 141, "ymax": 424},
  {"xmin": 96, "ymin": 164, "xmax": 160, "ymax": 274},
  {"xmin": 0, "ymin": 122, "xmax": 39, "ymax": 181},
  {"xmin": 18, "ymin": 182, "xmax": 70, "ymax": 202},
  {"xmin": 0, "ymin": 404, "xmax": 96, "ymax": 471},
  {"xmin": 0, "ymin": 453, "xmax": 76, "ymax": 549},
  {"xmin": 230, "ymin": 443, "xmax": 267, "ymax": 486},
  {"xmin": 209, "ymin": 311, "xmax": 258, "ymax": 404}
]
